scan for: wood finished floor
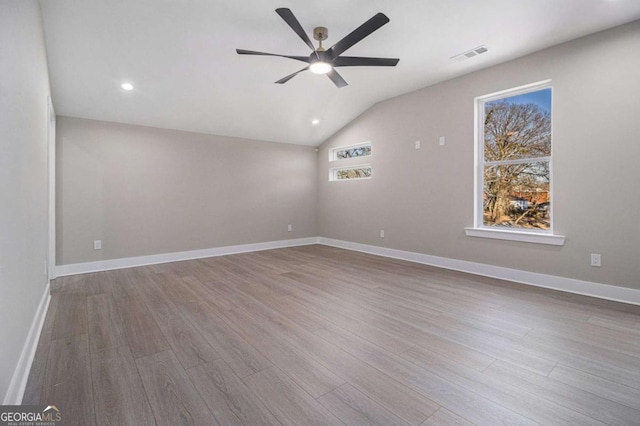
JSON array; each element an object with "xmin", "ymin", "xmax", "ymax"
[{"xmin": 24, "ymin": 245, "xmax": 640, "ymax": 425}]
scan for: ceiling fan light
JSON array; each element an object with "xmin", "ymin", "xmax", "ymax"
[{"xmin": 309, "ymin": 61, "xmax": 332, "ymax": 74}]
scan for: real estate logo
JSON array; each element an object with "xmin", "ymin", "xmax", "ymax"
[{"xmin": 0, "ymin": 405, "xmax": 61, "ymax": 426}]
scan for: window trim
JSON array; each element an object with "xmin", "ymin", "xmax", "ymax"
[
  {"xmin": 329, "ymin": 141, "xmax": 372, "ymax": 162},
  {"xmin": 464, "ymin": 227, "xmax": 565, "ymax": 245},
  {"xmin": 329, "ymin": 164, "xmax": 372, "ymax": 182},
  {"xmin": 468, "ymin": 80, "xmax": 565, "ymax": 246}
]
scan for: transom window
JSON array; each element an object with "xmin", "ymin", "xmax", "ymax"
[
  {"xmin": 330, "ymin": 165, "xmax": 372, "ymax": 181},
  {"xmin": 329, "ymin": 142, "xmax": 372, "ymax": 181},
  {"xmin": 475, "ymin": 81, "xmax": 552, "ymax": 232},
  {"xmin": 331, "ymin": 142, "xmax": 371, "ymax": 161}
]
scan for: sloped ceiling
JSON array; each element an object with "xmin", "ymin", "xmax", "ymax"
[{"xmin": 40, "ymin": 0, "xmax": 640, "ymax": 146}]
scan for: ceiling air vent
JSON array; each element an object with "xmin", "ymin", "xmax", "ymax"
[{"xmin": 451, "ymin": 45, "xmax": 489, "ymax": 62}]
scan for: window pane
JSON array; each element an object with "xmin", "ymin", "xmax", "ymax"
[
  {"xmin": 483, "ymin": 161, "xmax": 550, "ymax": 230},
  {"xmin": 335, "ymin": 144, "xmax": 371, "ymax": 160},
  {"xmin": 335, "ymin": 166, "xmax": 371, "ymax": 180},
  {"xmin": 484, "ymin": 88, "xmax": 551, "ymax": 162}
]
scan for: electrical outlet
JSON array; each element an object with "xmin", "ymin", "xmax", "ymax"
[
  {"xmin": 590, "ymin": 253, "xmax": 601, "ymax": 267},
  {"xmin": 414, "ymin": 140, "xmax": 421, "ymax": 149},
  {"xmin": 439, "ymin": 136, "xmax": 446, "ymax": 146},
  {"xmin": 94, "ymin": 240, "xmax": 102, "ymax": 250},
  {"xmin": 379, "ymin": 229, "xmax": 385, "ymax": 238},
  {"xmin": 287, "ymin": 224, "xmax": 292, "ymax": 232}
]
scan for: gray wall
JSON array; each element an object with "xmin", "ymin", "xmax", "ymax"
[
  {"xmin": 56, "ymin": 117, "xmax": 318, "ymax": 265},
  {"xmin": 317, "ymin": 21, "xmax": 640, "ymax": 290},
  {"xmin": 0, "ymin": 1, "xmax": 51, "ymax": 401}
]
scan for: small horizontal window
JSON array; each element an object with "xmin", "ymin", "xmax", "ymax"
[
  {"xmin": 330, "ymin": 165, "xmax": 372, "ymax": 181},
  {"xmin": 331, "ymin": 143, "xmax": 371, "ymax": 161}
]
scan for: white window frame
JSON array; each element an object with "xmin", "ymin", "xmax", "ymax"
[
  {"xmin": 329, "ymin": 142, "xmax": 372, "ymax": 162},
  {"xmin": 329, "ymin": 164, "xmax": 372, "ymax": 182},
  {"xmin": 465, "ymin": 80, "xmax": 565, "ymax": 246}
]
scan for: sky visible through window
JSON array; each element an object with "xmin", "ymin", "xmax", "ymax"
[{"xmin": 502, "ymin": 88, "xmax": 551, "ymax": 112}]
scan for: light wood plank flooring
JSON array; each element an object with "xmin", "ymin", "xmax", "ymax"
[{"xmin": 24, "ymin": 245, "xmax": 640, "ymax": 425}]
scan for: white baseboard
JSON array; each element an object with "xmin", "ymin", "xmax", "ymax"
[
  {"xmin": 53, "ymin": 235, "xmax": 640, "ymax": 306},
  {"xmin": 318, "ymin": 237, "xmax": 640, "ymax": 306},
  {"xmin": 3, "ymin": 282, "xmax": 51, "ymax": 405},
  {"xmin": 55, "ymin": 237, "xmax": 319, "ymax": 277}
]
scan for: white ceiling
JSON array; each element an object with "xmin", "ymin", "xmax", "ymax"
[{"xmin": 40, "ymin": 0, "xmax": 640, "ymax": 146}]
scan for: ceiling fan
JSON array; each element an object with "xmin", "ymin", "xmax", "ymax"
[{"xmin": 236, "ymin": 8, "xmax": 399, "ymax": 88}]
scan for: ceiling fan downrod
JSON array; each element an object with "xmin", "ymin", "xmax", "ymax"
[{"xmin": 313, "ymin": 27, "xmax": 328, "ymax": 52}]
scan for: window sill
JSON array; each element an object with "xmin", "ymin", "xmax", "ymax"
[{"xmin": 464, "ymin": 227, "xmax": 565, "ymax": 246}]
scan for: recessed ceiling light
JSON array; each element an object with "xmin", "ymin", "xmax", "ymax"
[
  {"xmin": 121, "ymin": 83, "xmax": 134, "ymax": 91},
  {"xmin": 312, "ymin": 119, "xmax": 320, "ymax": 125}
]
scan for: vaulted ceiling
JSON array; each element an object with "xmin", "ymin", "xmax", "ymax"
[{"xmin": 40, "ymin": 0, "xmax": 640, "ymax": 146}]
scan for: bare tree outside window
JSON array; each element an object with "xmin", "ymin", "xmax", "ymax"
[
  {"xmin": 330, "ymin": 143, "xmax": 372, "ymax": 181},
  {"xmin": 480, "ymin": 87, "xmax": 552, "ymax": 230},
  {"xmin": 333, "ymin": 166, "xmax": 372, "ymax": 180},
  {"xmin": 332, "ymin": 143, "xmax": 371, "ymax": 161}
]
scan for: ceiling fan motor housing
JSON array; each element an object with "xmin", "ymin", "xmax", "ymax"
[{"xmin": 313, "ymin": 27, "xmax": 328, "ymax": 41}]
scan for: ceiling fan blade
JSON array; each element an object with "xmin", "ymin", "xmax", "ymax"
[
  {"xmin": 236, "ymin": 49, "xmax": 310, "ymax": 63},
  {"xmin": 326, "ymin": 13, "xmax": 389, "ymax": 60},
  {"xmin": 332, "ymin": 56, "xmax": 399, "ymax": 67},
  {"xmin": 275, "ymin": 66, "xmax": 310, "ymax": 84},
  {"xmin": 275, "ymin": 8, "xmax": 317, "ymax": 56},
  {"xmin": 326, "ymin": 68, "xmax": 348, "ymax": 88}
]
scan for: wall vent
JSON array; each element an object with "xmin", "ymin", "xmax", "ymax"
[{"xmin": 451, "ymin": 45, "xmax": 489, "ymax": 62}]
